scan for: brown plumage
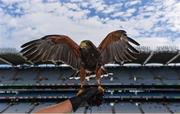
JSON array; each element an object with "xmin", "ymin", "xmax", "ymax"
[{"xmin": 20, "ymin": 30, "xmax": 140, "ymax": 94}]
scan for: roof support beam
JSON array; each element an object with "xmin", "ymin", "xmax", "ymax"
[
  {"xmin": 143, "ymin": 51, "xmax": 154, "ymax": 65},
  {"xmin": 0, "ymin": 57, "xmax": 13, "ymax": 65},
  {"xmin": 166, "ymin": 52, "xmax": 180, "ymax": 65}
]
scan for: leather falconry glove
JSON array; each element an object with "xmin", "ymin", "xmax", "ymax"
[{"xmin": 69, "ymin": 87, "xmax": 104, "ymax": 112}]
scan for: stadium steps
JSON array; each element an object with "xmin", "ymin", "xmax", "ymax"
[
  {"xmin": 0, "ymin": 103, "xmax": 13, "ymax": 113},
  {"xmin": 163, "ymin": 103, "xmax": 174, "ymax": 114},
  {"xmin": 27, "ymin": 102, "xmax": 40, "ymax": 113},
  {"xmin": 138, "ymin": 103, "xmax": 145, "ymax": 114}
]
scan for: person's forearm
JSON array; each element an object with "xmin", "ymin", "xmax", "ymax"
[
  {"xmin": 34, "ymin": 87, "xmax": 103, "ymax": 113},
  {"xmin": 34, "ymin": 100, "xmax": 73, "ymax": 114}
]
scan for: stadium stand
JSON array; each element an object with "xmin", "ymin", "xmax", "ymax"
[
  {"xmin": 114, "ymin": 102, "xmax": 138, "ymax": 113},
  {"xmin": 0, "ymin": 47, "xmax": 180, "ymax": 113},
  {"xmin": 166, "ymin": 103, "xmax": 180, "ymax": 114},
  {"xmin": 0, "ymin": 103, "xmax": 10, "ymax": 113},
  {"xmin": 2, "ymin": 103, "xmax": 33, "ymax": 113},
  {"xmin": 0, "ymin": 66, "xmax": 179, "ymax": 86}
]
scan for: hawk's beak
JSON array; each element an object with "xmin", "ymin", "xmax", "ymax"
[{"xmin": 80, "ymin": 42, "xmax": 87, "ymax": 48}]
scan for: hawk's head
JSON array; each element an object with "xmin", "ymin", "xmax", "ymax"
[{"xmin": 80, "ymin": 40, "xmax": 94, "ymax": 49}]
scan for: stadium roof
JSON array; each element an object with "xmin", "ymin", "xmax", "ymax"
[{"xmin": 0, "ymin": 46, "xmax": 180, "ymax": 65}]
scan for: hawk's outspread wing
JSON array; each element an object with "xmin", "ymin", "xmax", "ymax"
[
  {"xmin": 20, "ymin": 35, "xmax": 81, "ymax": 70},
  {"xmin": 98, "ymin": 30, "xmax": 140, "ymax": 65}
]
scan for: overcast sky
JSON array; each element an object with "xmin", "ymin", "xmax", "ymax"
[{"xmin": 0, "ymin": 0, "xmax": 180, "ymax": 50}]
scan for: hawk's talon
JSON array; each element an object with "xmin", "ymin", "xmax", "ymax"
[
  {"xmin": 76, "ymin": 88, "xmax": 84, "ymax": 96},
  {"xmin": 98, "ymin": 86, "xmax": 104, "ymax": 93}
]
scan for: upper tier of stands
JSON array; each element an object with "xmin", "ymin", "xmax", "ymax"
[{"xmin": 0, "ymin": 46, "xmax": 180, "ymax": 65}]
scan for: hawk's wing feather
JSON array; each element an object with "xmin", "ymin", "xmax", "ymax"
[
  {"xmin": 98, "ymin": 30, "xmax": 140, "ymax": 64},
  {"xmin": 20, "ymin": 35, "xmax": 81, "ymax": 70}
]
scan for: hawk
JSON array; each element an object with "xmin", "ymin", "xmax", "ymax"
[{"xmin": 20, "ymin": 30, "xmax": 140, "ymax": 95}]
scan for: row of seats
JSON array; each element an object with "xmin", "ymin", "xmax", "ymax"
[
  {"xmin": 0, "ymin": 67, "xmax": 179, "ymax": 85},
  {"xmin": 0, "ymin": 102, "xmax": 54, "ymax": 113},
  {"xmin": 1, "ymin": 102, "xmax": 179, "ymax": 113},
  {"xmin": 2, "ymin": 91, "xmax": 178, "ymax": 98}
]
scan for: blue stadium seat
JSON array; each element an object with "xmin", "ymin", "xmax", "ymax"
[
  {"xmin": 3, "ymin": 103, "xmax": 34, "ymax": 113},
  {"xmin": 140, "ymin": 102, "xmax": 169, "ymax": 113},
  {"xmin": 109, "ymin": 69, "xmax": 134, "ymax": 85},
  {"xmin": 0, "ymin": 103, "xmax": 9, "ymax": 113},
  {"xmin": 152, "ymin": 68, "xmax": 179, "ymax": 85},
  {"xmin": 0, "ymin": 69, "xmax": 15, "ymax": 85},
  {"xmin": 167, "ymin": 103, "xmax": 180, "ymax": 113},
  {"xmin": 136, "ymin": 68, "xmax": 163, "ymax": 85},
  {"xmin": 75, "ymin": 107, "xmax": 85, "ymax": 113},
  {"xmin": 37, "ymin": 69, "xmax": 63, "ymax": 84},
  {"xmin": 114, "ymin": 102, "xmax": 141, "ymax": 113},
  {"xmin": 13, "ymin": 69, "xmax": 38, "ymax": 85},
  {"xmin": 91, "ymin": 103, "xmax": 113, "ymax": 113}
]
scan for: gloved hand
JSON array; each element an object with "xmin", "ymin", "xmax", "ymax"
[
  {"xmin": 86, "ymin": 88, "xmax": 103, "ymax": 106},
  {"xmin": 69, "ymin": 87, "xmax": 104, "ymax": 112}
]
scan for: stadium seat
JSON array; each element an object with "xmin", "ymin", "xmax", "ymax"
[
  {"xmin": 140, "ymin": 102, "xmax": 169, "ymax": 113},
  {"xmin": 13, "ymin": 68, "xmax": 38, "ymax": 85},
  {"xmin": 167, "ymin": 103, "xmax": 180, "ymax": 114},
  {"xmin": 114, "ymin": 102, "xmax": 141, "ymax": 113},
  {"xmin": 3, "ymin": 103, "xmax": 34, "ymax": 113},
  {"xmin": 0, "ymin": 102, "xmax": 9, "ymax": 113},
  {"xmin": 91, "ymin": 103, "xmax": 113, "ymax": 113},
  {"xmin": 0, "ymin": 69, "xmax": 15, "ymax": 85},
  {"xmin": 75, "ymin": 106, "xmax": 86, "ymax": 113},
  {"xmin": 152, "ymin": 68, "xmax": 179, "ymax": 85}
]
